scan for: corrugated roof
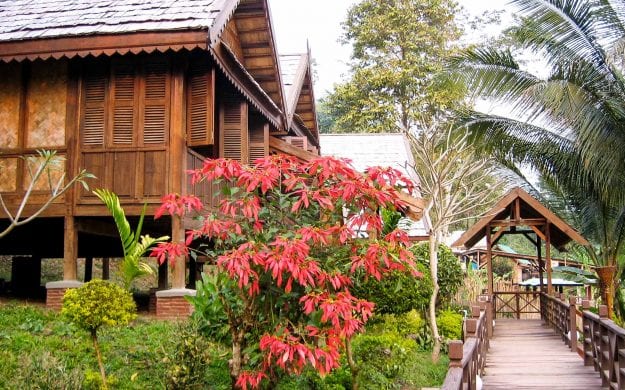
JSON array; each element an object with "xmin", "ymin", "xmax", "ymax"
[
  {"xmin": 279, "ymin": 54, "xmax": 302, "ymax": 104},
  {"xmin": 0, "ymin": 0, "xmax": 223, "ymax": 41},
  {"xmin": 320, "ymin": 133, "xmax": 427, "ymax": 236}
]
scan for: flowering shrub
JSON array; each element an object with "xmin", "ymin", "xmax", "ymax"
[{"xmin": 152, "ymin": 155, "xmax": 419, "ymax": 388}]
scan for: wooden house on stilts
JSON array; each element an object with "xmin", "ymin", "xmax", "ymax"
[{"xmin": 0, "ymin": 0, "xmax": 320, "ymax": 317}]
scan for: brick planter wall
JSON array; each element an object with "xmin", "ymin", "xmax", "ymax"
[
  {"xmin": 155, "ymin": 289, "xmax": 196, "ymax": 319},
  {"xmin": 45, "ymin": 280, "xmax": 83, "ymax": 310}
]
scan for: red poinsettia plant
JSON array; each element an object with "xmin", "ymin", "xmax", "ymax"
[{"xmin": 151, "ymin": 154, "xmax": 419, "ymax": 389}]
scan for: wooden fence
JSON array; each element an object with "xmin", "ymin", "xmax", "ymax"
[{"xmin": 441, "ymin": 297, "xmax": 492, "ymax": 390}]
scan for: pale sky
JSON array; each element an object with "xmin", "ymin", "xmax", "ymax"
[{"xmin": 269, "ymin": 0, "xmax": 509, "ymax": 98}]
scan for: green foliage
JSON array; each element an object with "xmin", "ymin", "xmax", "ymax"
[
  {"xmin": 352, "ymin": 263, "xmax": 432, "ymax": 314},
  {"xmin": 323, "ymin": 0, "xmax": 464, "ymax": 133},
  {"xmin": 164, "ymin": 320, "xmax": 213, "ymax": 389},
  {"xmin": 436, "ymin": 309, "xmax": 463, "ymax": 340},
  {"xmin": 352, "ymin": 332, "xmax": 418, "ymax": 388},
  {"xmin": 188, "ymin": 271, "xmax": 234, "ymax": 343},
  {"xmin": 93, "ymin": 189, "xmax": 169, "ymax": 289},
  {"xmin": 412, "ymin": 242, "xmax": 463, "ymax": 305},
  {"xmin": 492, "ymin": 257, "xmax": 514, "ymax": 278},
  {"xmin": 0, "ymin": 303, "xmax": 182, "ymax": 389},
  {"xmin": 368, "ymin": 310, "xmax": 424, "ymax": 337},
  {"xmin": 62, "ymin": 279, "xmax": 136, "ymax": 333}
]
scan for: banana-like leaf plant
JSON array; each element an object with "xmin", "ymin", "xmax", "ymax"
[{"xmin": 93, "ymin": 189, "xmax": 169, "ymax": 290}]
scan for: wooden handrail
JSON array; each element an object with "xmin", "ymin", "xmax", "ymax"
[
  {"xmin": 441, "ymin": 297, "xmax": 492, "ymax": 390},
  {"xmin": 542, "ymin": 292, "xmax": 625, "ymax": 388}
]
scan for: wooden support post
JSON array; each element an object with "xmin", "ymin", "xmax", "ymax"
[
  {"xmin": 569, "ymin": 296, "xmax": 577, "ymax": 353},
  {"xmin": 486, "ymin": 224, "xmax": 494, "ymax": 296},
  {"xmin": 546, "ymin": 222, "xmax": 553, "ymax": 294},
  {"xmin": 63, "ymin": 216, "xmax": 78, "ymax": 281},
  {"xmin": 171, "ymin": 216, "xmax": 186, "ymax": 289},
  {"xmin": 102, "ymin": 257, "xmax": 110, "ymax": 280},
  {"xmin": 599, "ymin": 305, "xmax": 608, "ymax": 319},
  {"xmin": 537, "ymin": 236, "xmax": 543, "ymax": 293},
  {"xmin": 84, "ymin": 257, "xmax": 93, "ymax": 282},
  {"xmin": 158, "ymin": 260, "xmax": 168, "ymax": 290},
  {"xmin": 448, "ymin": 340, "xmax": 463, "ymax": 368}
]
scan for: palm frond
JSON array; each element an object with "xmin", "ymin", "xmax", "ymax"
[{"xmin": 93, "ymin": 189, "xmax": 134, "ymax": 258}]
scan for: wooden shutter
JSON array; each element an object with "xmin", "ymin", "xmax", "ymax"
[
  {"xmin": 111, "ymin": 63, "xmax": 136, "ymax": 145},
  {"xmin": 142, "ymin": 59, "xmax": 170, "ymax": 145},
  {"xmin": 284, "ymin": 136, "xmax": 308, "ymax": 150},
  {"xmin": 81, "ymin": 65, "xmax": 106, "ymax": 147},
  {"xmin": 249, "ymin": 123, "xmax": 268, "ymax": 164},
  {"xmin": 219, "ymin": 101, "xmax": 248, "ymax": 163},
  {"xmin": 187, "ymin": 62, "xmax": 214, "ymax": 146}
]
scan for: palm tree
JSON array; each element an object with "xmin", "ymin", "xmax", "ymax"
[
  {"xmin": 451, "ymin": 0, "xmax": 625, "ymax": 317},
  {"xmin": 93, "ymin": 189, "xmax": 169, "ymax": 290}
]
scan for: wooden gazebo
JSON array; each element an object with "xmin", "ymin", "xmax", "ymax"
[{"xmin": 453, "ymin": 187, "xmax": 589, "ymax": 295}]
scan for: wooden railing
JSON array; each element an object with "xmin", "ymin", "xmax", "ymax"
[
  {"xmin": 441, "ymin": 298, "xmax": 492, "ymax": 390},
  {"xmin": 581, "ymin": 303, "xmax": 625, "ymax": 388},
  {"xmin": 494, "ymin": 291, "xmax": 541, "ymax": 319},
  {"xmin": 542, "ymin": 292, "xmax": 625, "ymax": 389}
]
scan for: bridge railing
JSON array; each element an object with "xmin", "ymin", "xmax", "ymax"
[
  {"xmin": 441, "ymin": 298, "xmax": 491, "ymax": 390},
  {"xmin": 542, "ymin": 292, "xmax": 625, "ymax": 389}
]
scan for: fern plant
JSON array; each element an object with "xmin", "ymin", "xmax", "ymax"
[{"xmin": 93, "ymin": 189, "xmax": 169, "ymax": 290}]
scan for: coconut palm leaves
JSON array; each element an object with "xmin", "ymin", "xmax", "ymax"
[
  {"xmin": 93, "ymin": 189, "xmax": 169, "ymax": 290},
  {"xmin": 451, "ymin": 0, "xmax": 625, "ymax": 316}
]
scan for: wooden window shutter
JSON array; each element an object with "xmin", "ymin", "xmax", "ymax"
[
  {"xmin": 249, "ymin": 123, "xmax": 269, "ymax": 164},
  {"xmin": 111, "ymin": 63, "xmax": 136, "ymax": 145},
  {"xmin": 284, "ymin": 136, "xmax": 308, "ymax": 150},
  {"xmin": 142, "ymin": 59, "xmax": 170, "ymax": 145},
  {"xmin": 187, "ymin": 62, "xmax": 214, "ymax": 146},
  {"xmin": 81, "ymin": 65, "xmax": 107, "ymax": 146},
  {"xmin": 219, "ymin": 101, "xmax": 248, "ymax": 163}
]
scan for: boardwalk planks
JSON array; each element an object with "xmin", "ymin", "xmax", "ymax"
[{"xmin": 482, "ymin": 319, "xmax": 603, "ymax": 389}]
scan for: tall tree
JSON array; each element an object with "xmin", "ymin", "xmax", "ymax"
[
  {"xmin": 451, "ymin": 0, "xmax": 625, "ymax": 317},
  {"xmin": 323, "ymin": 0, "xmax": 464, "ymax": 133},
  {"xmin": 410, "ymin": 124, "xmax": 504, "ymax": 362}
]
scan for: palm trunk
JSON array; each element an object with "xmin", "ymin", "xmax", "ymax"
[
  {"xmin": 597, "ymin": 266, "xmax": 616, "ymax": 318},
  {"xmin": 429, "ymin": 233, "xmax": 442, "ymax": 363},
  {"xmin": 91, "ymin": 329, "xmax": 108, "ymax": 390}
]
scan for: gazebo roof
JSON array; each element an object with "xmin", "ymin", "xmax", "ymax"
[{"xmin": 453, "ymin": 187, "xmax": 589, "ymax": 251}]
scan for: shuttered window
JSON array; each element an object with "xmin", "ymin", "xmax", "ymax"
[
  {"xmin": 219, "ymin": 101, "xmax": 248, "ymax": 163},
  {"xmin": 80, "ymin": 56, "xmax": 171, "ymax": 148},
  {"xmin": 187, "ymin": 61, "xmax": 214, "ymax": 146},
  {"xmin": 249, "ymin": 122, "xmax": 268, "ymax": 164}
]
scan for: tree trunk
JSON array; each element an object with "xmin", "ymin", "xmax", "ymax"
[
  {"xmin": 345, "ymin": 336, "xmax": 359, "ymax": 390},
  {"xmin": 597, "ymin": 266, "xmax": 616, "ymax": 318},
  {"xmin": 91, "ymin": 329, "xmax": 108, "ymax": 390},
  {"xmin": 229, "ymin": 330, "xmax": 245, "ymax": 387},
  {"xmin": 429, "ymin": 233, "xmax": 442, "ymax": 363}
]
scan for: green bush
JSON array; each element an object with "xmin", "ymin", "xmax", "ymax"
[
  {"xmin": 436, "ymin": 309, "xmax": 463, "ymax": 340},
  {"xmin": 352, "ymin": 263, "xmax": 432, "ymax": 315},
  {"xmin": 368, "ymin": 310, "xmax": 423, "ymax": 337},
  {"xmin": 352, "ymin": 332, "xmax": 418, "ymax": 389},
  {"xmin": 411, "ymin": 243, "xmax": 463, "ymax": 305},
  {"xmin": 62, "ymin": 279, "xmax": 136, "ymax": 332},
  {"xmin": 164, "ymin": 320, "xmax": 214, "ymax": 389},
  {"xmin": 62, "ymin": 279, "xmax": 137, "ymax": 388}
]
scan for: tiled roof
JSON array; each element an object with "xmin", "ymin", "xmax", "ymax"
[{"xmin": 0, "ymin": 0, "xmax": 223, "ymax": 41}]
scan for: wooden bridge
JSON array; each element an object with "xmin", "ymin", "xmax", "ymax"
[{"xmin": 442, "ymin": 292, "xmax": 625, "ymax": 389}]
